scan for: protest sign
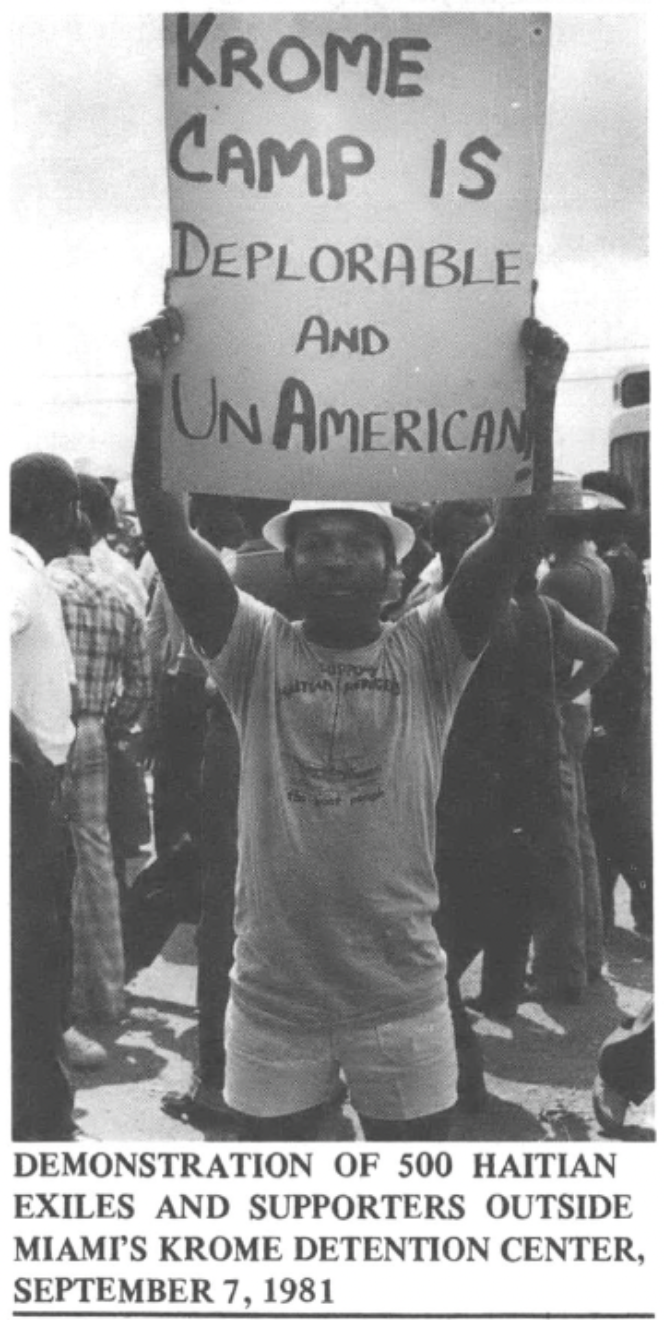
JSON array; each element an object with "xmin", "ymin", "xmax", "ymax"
[{"xmin": 162, "ymin": 12, "xmax": 550, "ymax": 501}]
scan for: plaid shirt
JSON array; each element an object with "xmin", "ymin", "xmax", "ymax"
[{"xmin": 48, "ymin": 554, "xmax": 150, "ymax": 729}]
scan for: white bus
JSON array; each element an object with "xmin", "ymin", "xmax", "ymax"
[{"xmin": 609, "ymin": 365, "xmax": 650, "ymax": 515}]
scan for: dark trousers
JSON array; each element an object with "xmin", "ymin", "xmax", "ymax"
[
  {"xmin": 434, "ymin": 813, "xmax": 534, "ymax": 1099},
  {"xmin": 152, "ymin": 672, "xmax": 208, "ymax": 855},
  {"xmin": 586, "ymin": 727, "xmax": 653, "ymax": 935},
  {"xmin": 122, "ymin": 696, "xmax": 238, "ymax": 1056},
  {"xmin": 437, "ymin": 826, "xmax": 534, "ymax": 1010},
  {"xmin": 11, "ymin": 760, "xmax": 75, "ymax": 1140},
  {"xmin": 195, "ymin": 698, "xmax": 240, "ymax": 1090}
]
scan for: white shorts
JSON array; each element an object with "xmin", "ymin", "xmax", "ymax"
[{"xmin": 224, "ymin": 998, "xmax": 458, "ymax": 1121}]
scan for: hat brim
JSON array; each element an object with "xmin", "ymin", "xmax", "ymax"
[
  {"xmin": 263, "ymin": 505, "xmax": 416, "ymax": 563},
  {"xmin": 547, "ymin": 491, "xmax": 626, "ymax": 518}
]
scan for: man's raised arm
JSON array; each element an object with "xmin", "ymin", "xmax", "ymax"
[
  {"xmin": 131, "ymin": 309, "xmax": 238, "ymax": 657},
  {"xmin": 445, "ymin": 318, "xmax": 568, "ymax": 658}
]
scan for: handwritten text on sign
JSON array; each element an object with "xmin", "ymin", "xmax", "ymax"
[{"xmin": 162, "ymin": 13, "xmax": 550, "ymax": 500}]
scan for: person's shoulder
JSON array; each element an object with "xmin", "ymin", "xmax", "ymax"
[
  {"xmin": 403, "ymin": 586, "xmax": 450, "ymax": 621},
  {"xmin": 235, "ymin": 584, "xmax": 277, "ymax": 614},
  {"xmin": 220, "ymin": 587, "xmax": 283, "ymax": 651},
  {"xmin": 97, "ymin": 541, "xmax": 147, "ymax": 590},
  {"xmin": 542, "ymin": 556, "xmax": 597, "ymax": 600},
  {"xmin": 593, "ymin": 551, "xmax": 614, "ymax": 581},
  {"xmin": 11, "ymin": 537, "xmax": 43, "ymax": 585},
  {"xmin": 94, "ymin": 558, "xmax": 133, "ymax": 598},
  {"xmin": 566, "ymin": 545, "xmax": 609, "ymax": 580},
  {"xmin": 396, "ymin": 578, "xmax": 436, "ymax": 617},
  {"xmin": 45, "ymin": 556, "xmax": 69, "ymax": 586},
  {"xmin": 393, "ymin": 587, "xmax": 460, "ymax": 648},
  {"xmin": 11, "ymin": 544, "xmax": 46, "ymax": 619},
  {"xmin": 197, "ymin": 587, "xmax": 284, "ymax": 679},
  {"xmin": 47, "ymin": 554, "xmax": 88, "ymax": 597},
  {"xmin": 544, "ymin": 554, "xmax": 587, "ymax": 581}
]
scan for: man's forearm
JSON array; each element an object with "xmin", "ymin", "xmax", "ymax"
[
  {"xmin": 493, "ymin": 374, "xmax": 556, "ymax": 556},
  {"xmin": 129, "ymin": 311, "xmax": 239, "ymax": 657},
  {"xmin": 133, "ymin": 382, "xmax": 188, "ymax": 556},
  {"xmin": 527, "ymin": 366, "xmax": 556, "ymax": 501},
  {"xmin": 444, "ymin": 331, "xmax": 563, "ymax": 657}
]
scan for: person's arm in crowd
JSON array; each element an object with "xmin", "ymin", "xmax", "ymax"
[
  {"xmin": 58, "ymin": 597, "xmax": 80, "ymax": 724},
  {"xmin": 131, "ymin": 309, "xmax": 238, "ymax": 657},
  {"xmin": 140, "ymin": 577, "xmax": 168, "ymax": 761},
  {"xmin": 548, "ymin": 599, "xmax": 618, "ymax": 703},
  {"xmin": 10, "ymin": 711, "xmax": 54, "ymax": 803},
  {"xmin": 11, "ymin": 710, "xmax": 48, "ymax": 771},
  {"xmin": 138, "ymin": 548, "xmax": 157, "ymax": 595},
  {"xmin": 445, "ymin": 319, "xmax": 568, "ymax": 658},
  {"xmin": 145, "ymin": 576, "xmax": 172, "ymax": 677}
]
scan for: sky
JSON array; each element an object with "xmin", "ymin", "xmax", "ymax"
[{"xmin": 7, "ymin": 7, "xmax": 650, "ymax": 481}]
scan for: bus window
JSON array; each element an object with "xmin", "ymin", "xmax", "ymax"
[{"xmin": 618, "ymin": 370, "xmax": 649, "ymax": 410}]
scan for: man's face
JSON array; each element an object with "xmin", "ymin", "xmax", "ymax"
[
  {"xmin": 442, "ymin": 511, "xmax": 492, "ymax": 576},
  {"xmin": 286, "ymin": 511, "xmax": 392, "ymax": 623},
  {"xmin": 196, "ymin": 509, "xmax": 246, "ymax": 551}
]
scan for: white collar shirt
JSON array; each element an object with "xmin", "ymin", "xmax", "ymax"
[{"xmin": 11, "ymin": 534, "xmax": 75, "ymax": 766}]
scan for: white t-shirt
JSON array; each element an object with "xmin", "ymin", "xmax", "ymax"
[
  {"xmin": 11, "ymin": 535, "xmax": 75, "ymax": 766},
  {"xmin": 203, "ymin": 589, "xmax": 478, "ymax": 1028}
]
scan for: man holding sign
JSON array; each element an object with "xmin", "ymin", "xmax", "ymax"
[{"xmin": 131, "ymin": 309, "xmax": 566, "ymax": 1140}]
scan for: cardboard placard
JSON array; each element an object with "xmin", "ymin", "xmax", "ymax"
[{"xmin": 162, "ymin": 12, "xmax": 550, "ymax": 500}]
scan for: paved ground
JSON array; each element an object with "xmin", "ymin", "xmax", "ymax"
[{"xmin": 73, "ymin": 879, "xmax": 654, "ymax": 1143}]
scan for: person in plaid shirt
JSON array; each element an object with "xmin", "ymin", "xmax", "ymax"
[{"xmin": 49, "ymin": 514, "xmax": 150, "ymax": 1066}]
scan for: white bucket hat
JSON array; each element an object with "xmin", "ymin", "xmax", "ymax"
[{"xmin": 263, "ymin": 500, "xmax": 416, "ymax": 563}]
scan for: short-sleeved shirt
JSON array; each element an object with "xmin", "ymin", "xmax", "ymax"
[
  {"xmin": 540, "ymin": 544, "xmax": 614, "ymax": 709},
  {"xmin": 593, "ymin": 543, "xmax": 647, "ymax": 734},
  {"xmin": 540, "ymin": 545, "xmax": 614, "ymax": 632},
  {"xmin": 48, "ymin": 554, "xmax": 150, "ymax": 728},
  {"xmin": 438, "ymin": 594, "xmax": 566, "ymax": 841},
  {"xmin": 11, "ymin": 535, "xmax": 75, "ymax": 766},
  {"xmin": 202, "ymin": 589, "xmax": 478, "ymax": 1028}
]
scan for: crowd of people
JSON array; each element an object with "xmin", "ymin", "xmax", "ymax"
[{"xmin": 10, "ymin": 311, "xmax": 652, "ymax": 1141}]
